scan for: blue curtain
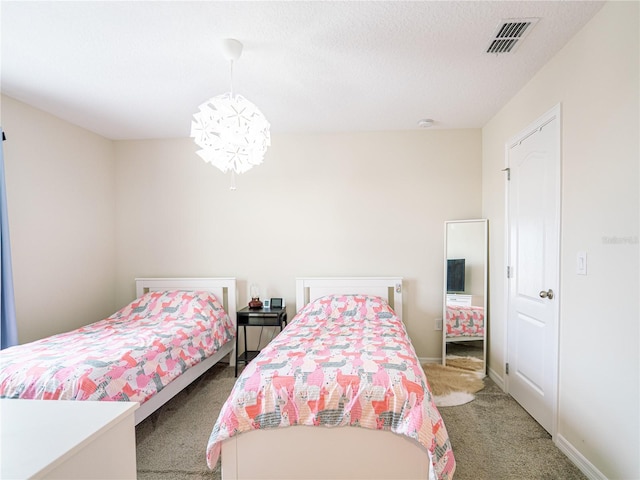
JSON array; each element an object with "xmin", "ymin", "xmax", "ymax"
[{"xmin": 1, "ymin": 130, "xmax": 18, "ymax": 349}]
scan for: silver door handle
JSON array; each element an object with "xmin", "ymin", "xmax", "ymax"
[{"xmin": 539, "ymin": 289, "xmax": 554, "ymax": 300}]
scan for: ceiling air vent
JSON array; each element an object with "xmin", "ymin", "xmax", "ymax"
[{"xmin": 486, "ymin": 18, "xmax": 539, "ymax": 54}]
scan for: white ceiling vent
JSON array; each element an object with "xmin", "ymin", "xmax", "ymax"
[{"xmin": 486, "ymin": 18, "xmax": 539, "ymax": 54}]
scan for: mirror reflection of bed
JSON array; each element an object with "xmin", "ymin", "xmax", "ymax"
[{"xmin": 442, "ymin": 219, "xmax": 488, "ymax": 375}]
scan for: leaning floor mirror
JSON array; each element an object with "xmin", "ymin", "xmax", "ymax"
[{"xmin": 442, "ymin": 219, "xmax": 488, "ymax": 375}]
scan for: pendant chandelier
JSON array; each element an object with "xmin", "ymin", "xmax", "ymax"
[{"xmin": 190, "ymin": 39, "xmax": 270, "ymax": 189}]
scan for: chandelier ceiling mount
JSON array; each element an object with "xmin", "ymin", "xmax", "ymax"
[{"xmin": 220, "ymin": 38, "xmax": 243, "ymax": 63}]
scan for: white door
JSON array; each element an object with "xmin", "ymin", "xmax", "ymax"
[{"xmin": 506, "ymin": 105, "xmax": 561, "ymax": 435}]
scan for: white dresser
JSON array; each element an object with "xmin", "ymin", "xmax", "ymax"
[
  {"xmin": 0, "ymin": 399, "xmax": 138, "ymax": 479},
  {"xmin": 446, "ymin": 293, "xmax": 484, "ymax": 307}
]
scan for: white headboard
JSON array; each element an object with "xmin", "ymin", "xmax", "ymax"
[
  {"xmin": 134, "ymin": 277, "xmax": 237, "ymax": 326},
  {"xmin": 295, "ymin": 277, "xmax": 403, "ymax": 320}
]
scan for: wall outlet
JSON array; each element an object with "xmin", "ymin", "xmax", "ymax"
[{"xmin": 435, "ymin": 318, "xmax": 443, "ymax": 330}]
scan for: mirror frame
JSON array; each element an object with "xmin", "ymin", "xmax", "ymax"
[{"xmin": 442, "ymin": 219, "xmax": 488, "ymax": 374}]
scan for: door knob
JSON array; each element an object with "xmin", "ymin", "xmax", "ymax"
[{"xmin": 539, "ymin": 289, "xmax": 554, "ymax": 300}]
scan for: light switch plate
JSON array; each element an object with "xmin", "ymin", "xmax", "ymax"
[{"xmin": 577, "ymin": 251, "xmax": 587, "ymax": 275}]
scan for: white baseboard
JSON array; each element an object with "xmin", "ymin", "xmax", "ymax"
[
  {"xmin": 488, "ymin": 367, "xmax": 505, "ymax": 391},
  {"xmin": 555, "ymin": 434, "xmax": 607, "ymax": 480}
]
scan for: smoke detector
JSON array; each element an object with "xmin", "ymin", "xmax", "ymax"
[{"xmin": 486, "ymin": 18, "xmax": 539, "ymax": 54}]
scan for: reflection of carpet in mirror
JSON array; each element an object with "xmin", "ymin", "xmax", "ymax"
[
  {"xmin": 446, "ymin": 340, "xmax": 483, "ymax": 358},
  {"xmin": 423, "ymin": 356, "xmax": 485, "ymax": 407}
]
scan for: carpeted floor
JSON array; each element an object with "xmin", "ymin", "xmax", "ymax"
[
  {"xmin": 438, "ymin": 379, "xmax": 586, "ymax": 480},
  {"xmin": 136, "ymin": 363, "xmax": 236, "ymax": 480},
  {"xmin": 136, "ymin": 362, "xmax": 586, "ymax": 480}
]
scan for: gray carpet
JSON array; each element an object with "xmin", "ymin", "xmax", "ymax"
[
  {"xmin": 437, "ymin": 380, "xmax": 585, "ymax": 480},
  {"xmin": 136, "ymin": 363, "xmax": 236, "ymax": 480},
  {"xmin": 136, "ymin": 363, "xmax": 586, "ymax": 479}
]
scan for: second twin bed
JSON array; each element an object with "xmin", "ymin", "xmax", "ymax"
[{"xmin": 211, "ymin": 277, "xmax": 456, "ymax": 480}]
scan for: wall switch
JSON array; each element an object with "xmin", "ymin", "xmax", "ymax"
[
  {"xmin": 435, "ymin": 318, "xmax": 443, "ymax": 330},
  {"xmin": 577, "ymin": 251, "xmax": 587, "ymax": 275}
]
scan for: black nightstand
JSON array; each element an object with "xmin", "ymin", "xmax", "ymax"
[{"xmin": 235, "ymin": 306, "xmax": 287, "ymax": 376}]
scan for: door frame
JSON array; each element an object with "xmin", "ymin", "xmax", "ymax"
[{"xmin": 503, "ymin": 103, "xmax": 562, "ymax": 437}]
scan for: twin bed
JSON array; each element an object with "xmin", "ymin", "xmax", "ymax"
[
  {"xmin": 0, "ymin": 277, "xmax": 237, "ymax": 425},
  {"xmin": 443, "ymin": 293, "xmax": 486, "ymax": 367},
  {"xmin": 445, "ymin": 305, "xmax": 485, "ymax": 339},
  {"xmin": 0, "ymin": 276, "xmax": 455, "ymax": 480}
]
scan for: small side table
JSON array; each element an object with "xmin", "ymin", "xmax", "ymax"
[{"xmin": 236, "ymin": 306, "xmax": 287, "ymax": 376}]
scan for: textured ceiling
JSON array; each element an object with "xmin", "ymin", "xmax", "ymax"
[{"xmin": 0, "ymin": 1, "xmax": 604, "ymax": 139}]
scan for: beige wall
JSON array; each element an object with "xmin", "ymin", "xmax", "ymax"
[
  {"xmin": 114, "ymin": 130, "xmax": 482, "ymax": 359},
  {"xmin": 2, "ymin": 95, "xmax": 481, "ymax": 360},
  {"xmin": 482, "ymin": 2, "xmax": 639, "ymax": 479},
  {"xmin": 1, "ymin": 95, "xmax": 117, "ymax": 343}
]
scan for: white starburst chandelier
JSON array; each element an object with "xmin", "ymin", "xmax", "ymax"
[{"xmin": 190, "ymin": 39, "xmax": 270, "ymax": 189}]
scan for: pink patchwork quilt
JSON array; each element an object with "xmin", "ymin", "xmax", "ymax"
[
  {"xmin": 0, "ymin": 290, "xmax": 234, "ymax": 404},
  {"xmin": 446, "ymin": 305, "xmax": 485, "ymax": 337},
  {"xmin": 206, "ymin": 294, "xmax": 456, "ymax": 480}
]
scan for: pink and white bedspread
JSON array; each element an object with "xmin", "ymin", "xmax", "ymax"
[
  {"xmin": 0, "ymin": 290, "xmax": 235, "ymax": 405},
  {"xmin": 207, "ymin": 294, "xmax": 456, "ymax": 480},
  {"xmin": 446, "ymin": 305, "xmax": 485, "ymax": 338}
]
